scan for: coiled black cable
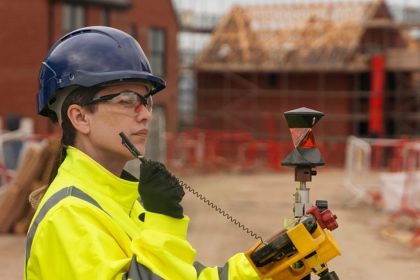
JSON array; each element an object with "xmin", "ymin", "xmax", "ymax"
[
  {"xmin": 177, "ymin": 177, "xmax": 264, "ymax": 242},
  {"xmin": 119, "ymin": 132, "xmax": 264, "ymax": 242}
]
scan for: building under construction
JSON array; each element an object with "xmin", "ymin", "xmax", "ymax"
[{"xmin": 190, "ymin": 0, "xmax": 420, "ymax": 165}]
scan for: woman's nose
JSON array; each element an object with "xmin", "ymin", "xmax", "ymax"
[{"xmin": 135, "ymin": 105, "xmax": 152, "ymax": 122}]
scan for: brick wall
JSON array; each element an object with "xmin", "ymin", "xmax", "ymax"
[
  {"xmin": 196, "ymin": 71, "xmax": 354, "ymax": 139},
  {"xmin": 0, "ymin": 0, "xmax": 178, "ymax": 133}
]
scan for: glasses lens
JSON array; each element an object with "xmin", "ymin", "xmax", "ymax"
[
  {"xmin": 88, "ymin": 90, "xmax": 152, "ymax": 113},
  {"xmin": 111, "ymin": 91, "xmax": 137, "ymax": 105},
  {"xmin": 113, "ymin": 91, "xmax": 152, "ymax": 112},
  {"xmin": 136, "ymin": 94, "xmax": 153, "ymax": 112}
]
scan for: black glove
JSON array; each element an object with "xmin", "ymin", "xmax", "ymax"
[{"xmin": 139, "ymin": 159, "xmax": 185, "ymax": 219}]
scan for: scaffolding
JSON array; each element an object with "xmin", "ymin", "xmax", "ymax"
[{"xmin": 171, "ymin": 0, "xmax": 420, "ymax": 168}]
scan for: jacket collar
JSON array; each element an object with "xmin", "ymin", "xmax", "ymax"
[{"xmin": 59, "ymin": 146, "xmax": 139, "ymax": 214}]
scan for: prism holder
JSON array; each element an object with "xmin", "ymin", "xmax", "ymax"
[
  {"xmin": 281, "ymin": 107, "xmax": 324, "ymax": 168},
  {"xmin": 281, "ymin": 107, "xmax": 325, "ymax": 218}
]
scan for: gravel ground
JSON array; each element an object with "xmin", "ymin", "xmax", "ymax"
[{"xmin": 1, "ymin": 168, "xmax": 420, "ymax": 279}]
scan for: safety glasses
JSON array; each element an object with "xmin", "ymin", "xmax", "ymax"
[{"xmin": 84, "ymin": 90, "xmax": 153, "ymax": 113}]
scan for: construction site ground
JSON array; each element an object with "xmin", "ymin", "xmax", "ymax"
[{"xmin": 1, "ymin": 168, "xmax": 420, "ymax": 279}]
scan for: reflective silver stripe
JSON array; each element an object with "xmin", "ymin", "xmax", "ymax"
[
  {"xmin": 123, "ymin": 256, "xmax": 163, "ymax": 280},
  {"xmin": 218, "ymin": 264, "xmax": 229, "ymax": 279},
  {"xmin": 194, "ymin": 261, "xmax": 229, "ymax": 279},
  {"xmin": 25, "ymin": 186, "xmax": 162, "ymax": 280},
  {"xmin": 25, "ymin": 186, "xmax": 104, "ymax": 272},
  {"xmin": 194, "ymin": 261, "xmax": 206, "ymax": 276}
]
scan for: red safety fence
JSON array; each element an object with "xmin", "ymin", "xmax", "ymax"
[
  {"xmin": 166, "ymin": 128, "xmax": 290, "ymax": 173},
  {"xmin": 166, "ymin": 128, "xmax": 336, "ymax": 173}
]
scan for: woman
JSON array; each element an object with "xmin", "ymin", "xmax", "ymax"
[{"xmin": 25, "ymin": 26, "xmax": 261, "ymax": 279}]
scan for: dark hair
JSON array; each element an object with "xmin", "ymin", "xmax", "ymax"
[{"xmin": 47, "ymin": 87, "xmax": 101, "ymax": 185}]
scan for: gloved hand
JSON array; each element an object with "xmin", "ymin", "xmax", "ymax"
[{"xmin": 139, "ymin": 159, "xmax": 185, "ymax": 219}]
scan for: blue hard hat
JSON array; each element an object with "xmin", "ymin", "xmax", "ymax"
[{"xmin": 37, "ymin": 26, "xmax": 166, "ymax": 120}]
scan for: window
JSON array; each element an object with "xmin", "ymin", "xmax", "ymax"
[
  {"xmin": 101, "ymin": 7, "xmax": 111, "ymax": 26},
  {"xmin": 62, "ymin": 3, "xmax": 85, "ymax": 34},
  {"xmin": 145, "ymin": 105, "xmax": 166, "ymax": 163},
  {"xmin": 148, "ymin": 28, "xmax": 166, "ymax": 78},
  {"xmin": 130, "ymin": 24, "xmax": 138, "ymax": 40},
  {"xmin": 265, "ymin": 73, "xmax": 278, "ymax": 88}
]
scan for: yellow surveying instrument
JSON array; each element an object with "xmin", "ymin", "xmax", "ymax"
[
  {"xmin": 120, "ymin": 107, "xmax": 341, "ymax": 280},
  {"xmin": 245, "ymin": 107, "xmax": 341, "ymax": 280}
]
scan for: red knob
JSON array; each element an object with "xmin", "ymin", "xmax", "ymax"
[
  {"xmin": 306, "ymin": 206, "xmax": 339, "ymax": 231},
  {"xmin": 321, "ymin": 210, "xmax": 338, "ymax": 231}
]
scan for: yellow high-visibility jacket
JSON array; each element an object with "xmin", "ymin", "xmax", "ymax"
[{"xmin": 25, "ymin": 146, "xmax": 261, "ymax": 279}]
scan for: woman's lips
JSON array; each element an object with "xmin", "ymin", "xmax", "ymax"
[{"xmin": 133, "ymin": 129, "xmax": 148, "ymax": 137}]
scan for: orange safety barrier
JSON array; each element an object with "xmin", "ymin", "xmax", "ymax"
[{"xmin": 166, "ymin": 128, "xmax": 289, "ymax": 172}]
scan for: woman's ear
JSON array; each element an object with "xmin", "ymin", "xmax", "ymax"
[{"xmin": 67, "ymin": 104, "xmax": 91, "ymax": 134}]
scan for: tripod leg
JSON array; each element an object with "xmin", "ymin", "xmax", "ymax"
[{"xmin": 319, "ymin": 271, "xmax": 339, "ymax": 280}]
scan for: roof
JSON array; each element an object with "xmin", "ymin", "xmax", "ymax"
[{"xmin": 196, "ymin": 0, "xmax": 401, "ymax": 72}]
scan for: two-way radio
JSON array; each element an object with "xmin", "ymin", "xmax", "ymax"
[{"xmin": 119, "ymin": 132, "xmax": 264, "ymax": 242}]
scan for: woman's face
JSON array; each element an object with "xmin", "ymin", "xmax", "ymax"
[{"xmin": 80, "ymin": 82, "xmax": 153, "ymax": 168}]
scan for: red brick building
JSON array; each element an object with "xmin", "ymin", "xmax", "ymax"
[
  {"xmin": 195, "ymin": 1, "xmax": 420, "ymax": 164},
  {"xmin": 0, "ymin": 0, "xmax": 179, "ymax": 133}
]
